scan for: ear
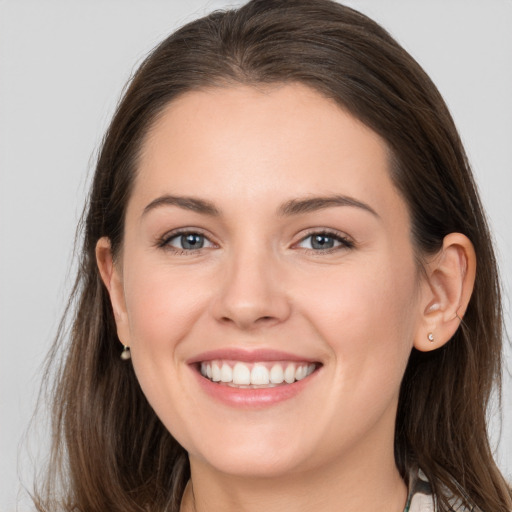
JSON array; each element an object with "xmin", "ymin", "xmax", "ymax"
[
  {"xmin": 414, "ymin": 233, "xmax": 476, "ymax": 352},
  {"xmin": 96, "ymin": 237, "xmax": 131, "ymax": 347}
]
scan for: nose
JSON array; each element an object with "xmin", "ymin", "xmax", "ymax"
[{"xmin": 211, "ymin": 245, "xmax": 291, "ymax": 331}]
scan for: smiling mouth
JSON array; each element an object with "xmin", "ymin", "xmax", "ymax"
[{"xmin": 199, "ymin": 360, "xmax": 318, "ymax": 388}]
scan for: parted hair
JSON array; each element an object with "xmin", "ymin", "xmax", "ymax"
[{"xmin": 34, "ymin": 1, "xmax": 511, "ymax": 511}]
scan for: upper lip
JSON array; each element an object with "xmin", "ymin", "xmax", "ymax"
[{"xmin": 187, "ymin": 348, "xmax": 320, "ymax": 365}]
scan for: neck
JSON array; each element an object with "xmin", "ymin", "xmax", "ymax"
[{"xmin": 181, "ymin": 449, "xmax": 407, "ymax": 512}]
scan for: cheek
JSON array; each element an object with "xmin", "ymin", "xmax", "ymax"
[
  {"xmin": 122, "ymin": 255, "xmax": 209, "ymax": 352},
  {"xmin": 298, "ymin": 254, "xmax": 419, "ymax": 381},
  {"xmin": 119, "ymin": 255, "xmax": 211, "ymax": 440},
  {"xmin": 291, "ymin": 256, "xmax": 420, "ymax": 450}
]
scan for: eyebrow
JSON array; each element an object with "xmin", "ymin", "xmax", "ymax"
[
  {"xmin": 277, "ymin": 195, "xmax": 379, "ymax": 218},
  {"xmin": 143, "ymin": 195, "xmax": 220, "ymax": 217},
  {"xmin": 142, "ymin": 193, "xmax": 378, "ymax": 218}
]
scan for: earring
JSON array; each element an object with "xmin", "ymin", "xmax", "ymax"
[
  {"xmin": 427, "ymin": 333, "xmax": 435, "ymax": 343},
  {"xmin": 121, "ymin": 345, "xmax": 131, "ymax": 360}
]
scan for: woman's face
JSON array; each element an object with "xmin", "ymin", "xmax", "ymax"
[{"xmin": 109, "ymin": 84, "xmax": 426, "ymax": 477}]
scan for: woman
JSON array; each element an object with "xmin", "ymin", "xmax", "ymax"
[{"xmin": 34, "ymin": 1, "xmax": 511, "ymax": 511}]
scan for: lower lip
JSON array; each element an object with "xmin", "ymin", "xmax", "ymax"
[{"xmin": 192, "ymin": 366, "xmax": 319, "ymax": 408}]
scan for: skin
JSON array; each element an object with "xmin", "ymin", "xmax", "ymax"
[{"xmin": 97, "ymin": 83, "xmax": 476, "ymax": 512}]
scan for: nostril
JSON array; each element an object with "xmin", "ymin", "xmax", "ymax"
[
  {"xmin": 255, "ymin": 315, "xmax": 280, "ymax": 326},
  {"xmin": 220, "ymin": 315, "xmax": 276, "ymax": 324}
]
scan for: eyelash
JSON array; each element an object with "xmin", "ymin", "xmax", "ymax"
[
  {"xmin": 156, "ymin": 229, "xmax": 215, "ymax": 256},
  {"xmin": 156, "ymin": 229, "xmax": 355, "ymax": 255},
  {"xmin": 296, "ymin": 229, "xmax": 355, "ymax": 254}
]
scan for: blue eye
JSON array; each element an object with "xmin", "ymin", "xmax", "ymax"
[
  {"xmin": 297, "ymin": 232, "xmax": 353, "ymax": 251},
  {"xmin": 163, "ymin": 232, "xmax": 214, "ymax": 251}
]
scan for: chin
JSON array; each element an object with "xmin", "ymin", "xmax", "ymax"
[
  {"xmin": 183, "ymin": 425, "xmax": 319, "ymax": 478},
  {"xmin": 196, "ymin": 450, "xmax": 310, "ymax": 479}
]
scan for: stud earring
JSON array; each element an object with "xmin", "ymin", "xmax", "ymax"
[
  {"xmin": 121, "ymin": 345, "xmax": 131, "ymax": 360},
  {"xmin": 427, "ymin": 333, "xmax": 435, "ymax": 343}
]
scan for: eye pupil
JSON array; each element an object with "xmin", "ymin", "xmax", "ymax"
[
  {"xmin": 311, "ymin": 234, "xmax": 334, "ymax": 249},
  {"xmin": 181, "ymin": 234, "xmax": 204, "ymax": 249}
]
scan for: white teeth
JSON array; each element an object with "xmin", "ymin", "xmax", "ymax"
[
  {"xmin": 270, "ymin": 363, "xmax": 285, "ymax": 384},
  {"xmin": 251, "ymin": 364, "xmax": 270, "ymax": 385},
  {"xmin": 200, "ymin": 360, "xmax": 317, "ymax": 387},
  {"xmin": 201, "ymin": 362, "xmax": 213, "ymax": 379},
  {"xmin": 211, "ymin": 362, "xmax": 221, "ymax": 382},
  {"xmin": 295, "ymin": 365, "xmax": 306, "ymax": 381},
  {"xmin": 232, "ymin": 362, "xmax": 251, "ymax": 385},
  {"xmin": 220, "ymin": 363, "xmax": 232, "ymax": 383},
  {"xmin": 284, "ymin": 364, "xmax": 296, "ymax": 384}
]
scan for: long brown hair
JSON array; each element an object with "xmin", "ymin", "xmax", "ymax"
[{"xmin": 35, "ymin": 1, "xmax": 511, "ymax": 511}]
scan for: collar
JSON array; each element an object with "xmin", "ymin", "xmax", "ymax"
[{"xmin": 404, "ymin": 468, "xmax": 435, "ymax": 512}]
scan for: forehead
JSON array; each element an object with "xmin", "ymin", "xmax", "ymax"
[{"xmin": 133, "ymin": 83, "xmax": 405, "ymax": 221}]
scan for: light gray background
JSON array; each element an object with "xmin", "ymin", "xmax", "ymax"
[{"xmin": 1, "ymin": 1, "xmax": 511, "ymax": 510}]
